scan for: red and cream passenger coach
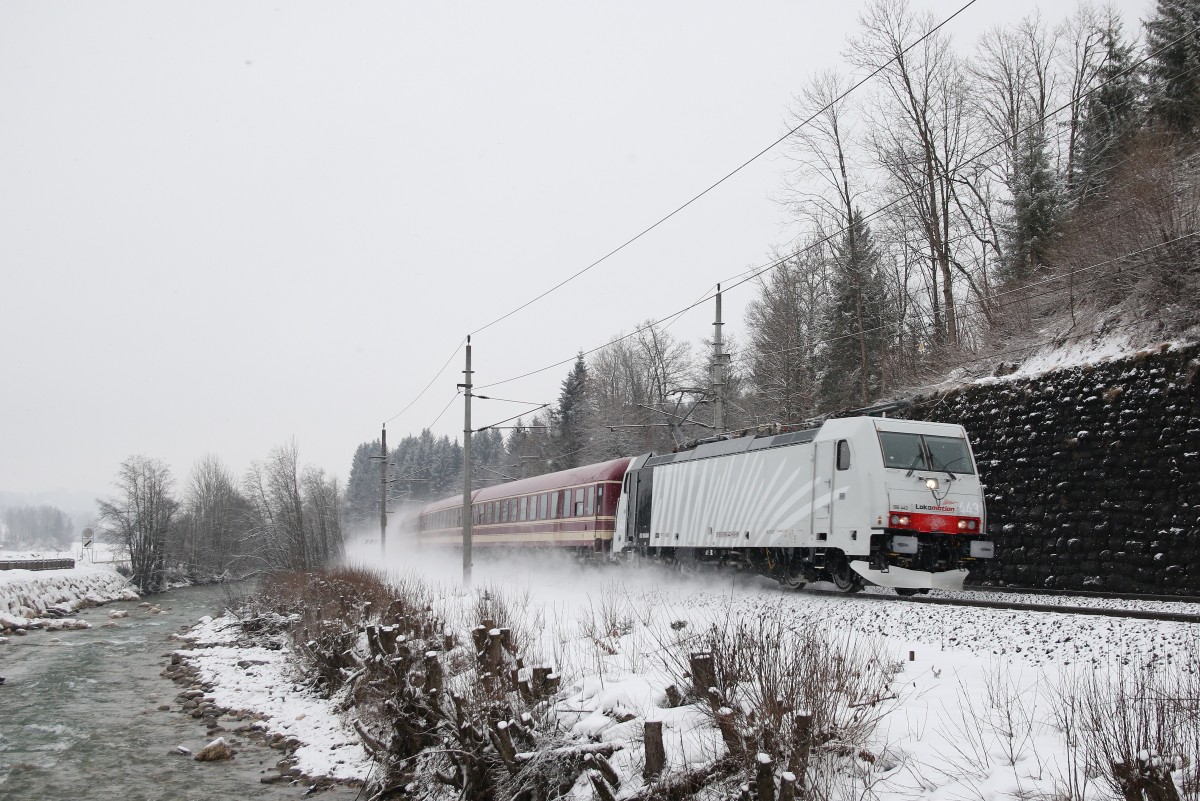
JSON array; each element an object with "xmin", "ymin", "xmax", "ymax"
[{"xmin": 415, "ymin": 457, "xmax": 632, "ymax": 552}]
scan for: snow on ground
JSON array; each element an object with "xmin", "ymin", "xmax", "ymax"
[
  {"xmin": 176, "ymin": 613, "xmax": 373, "ymax": 782},
  {"xmin": 0, "ymin": 562, "xmax": 136, "ymax": 630},
  {"xmin": 162, "ymin": 539, "xmax": 1200, "ymax": 795},
  {"xmin": 177, "ymin": 537, "xmax": 1180, "ymax": 796}
]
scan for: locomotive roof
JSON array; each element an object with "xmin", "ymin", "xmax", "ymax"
[
  {"xmin": 419, "ymin": 456, "xmax": 633, "ymax": 514},
  {"xmin": 643, "ymin": 426, "xmax": 820, "ymax": 467}
]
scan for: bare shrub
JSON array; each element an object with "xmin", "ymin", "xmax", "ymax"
[
  {"xmin": 657, "ymin": 604, "xmax": 899, "ymax": 800},
  {"xmin": 1051, "ymin": 645, "xmax": 1200, "ymax": 801}
]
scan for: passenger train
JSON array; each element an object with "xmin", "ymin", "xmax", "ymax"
[{"xmin": 414, "ymin": 416, "xmax": 994, "ymax": 592}]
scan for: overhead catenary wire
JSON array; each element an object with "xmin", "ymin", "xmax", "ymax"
[
  {"xmin": 730, "ymin": 230, "xmax": 1200, "ymax": 364},
  {"xmin": 382, "ymin": 338, "xmax": 466, "ymax": 426},
  {"xmin": 474, "ymin": 24, "xmax": 1199, "ymax": 393},
  {"xmin": 423, "ymin": 391, "xmax": 462, "ymax": 432},
  {"xmin": 466, "ymin": 0, "xmax": 982, "ymax": 339},
  {"xmin": 475, "ymin": 404, "xmax": 551, "ymax": 433}
]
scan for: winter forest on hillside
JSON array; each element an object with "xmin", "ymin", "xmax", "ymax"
[{"xmin": 344, "ymin": 0, "xmax": 1200, "ymax": 520}]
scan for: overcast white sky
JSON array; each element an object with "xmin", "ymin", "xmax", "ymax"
[{"xmin": 1, "ymin": 0, "xmax": 1152, "ymax": 501}]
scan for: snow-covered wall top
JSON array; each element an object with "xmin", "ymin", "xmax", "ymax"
[
  {"xmin": 0, "ymin": 564, "xmax": 135, "ymax": 627},
  {"xmin": 908, "ymin": 343, "xmax": 1200, "ymax": 594}
]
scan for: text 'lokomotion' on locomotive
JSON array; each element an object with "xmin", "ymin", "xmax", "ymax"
[{"xmin": 413, "ymin": 416, "xmax": 994, "ymax": 592}]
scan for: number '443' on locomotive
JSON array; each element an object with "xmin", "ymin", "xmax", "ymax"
[{"xmin": 613, "ymin": 416, "xmax": 994, "ymax": 592}]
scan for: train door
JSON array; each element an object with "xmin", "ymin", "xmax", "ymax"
[
  {"xmin": 812, "ymin": 440, "xmax": 834, "ymax": 538},
  {"xmin": 830, "ymin": 439, "xmax": 864, "ymax": 552},
  {"xmin": 632, "ymin": 468, "xmax": 653, "ymax": 544}
]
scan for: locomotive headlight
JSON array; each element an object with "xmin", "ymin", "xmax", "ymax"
[
  {"xmin": 925, "ymin": 478, "xmax": 939, "ymax": 491},
  {"xmin": 957, "ymin": 519, "xmax": 978, "ymax": 531},
  {"xmin": 890, "ymin": 514, "xmax": 911, "ymax": 527}
]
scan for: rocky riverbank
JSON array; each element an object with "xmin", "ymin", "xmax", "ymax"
[{"xmin": 166, "ymin": 611, "xmax": 371, "ymax": 789}]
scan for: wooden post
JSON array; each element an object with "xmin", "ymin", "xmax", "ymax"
[
  {"xmin": 716, "ymin": 707, "xmax": 742, "ymax": 758},
  {"xmin": 378, "ymin": 625, "xmax": 398, "ymax": 654},
  {"xmin": 787, "ymin": 713, "xmax": 812, "ymax": 794},
  {"xmin": 689, "ymin": 652, "xmax": 716, "ymax": 695},
  {"xmin": 425, "ymin": 651, "xmax": 443, "ymax": 693},
  {"xmin": 532, "ymin": 666, "xmax": 553, "ymax": 696},
  {"xmin": 756, "ymin": 752, "xmax": 776, "ymax": 801},
  {"xmin": 643, "ymin": 720, "xmax": 666, "ymax": 779},
  {"xmin": 664, "ymin": 685, "xmax": 683, "ymax": 708},
  {"xmin": 443, "ymin": 630, "xmax": 456, "ymax": 651},
  {"xmin": 364, "ymin": 625, "xmax": 382, "ymax": 658},
  {"xmin": 779, "ymin": 771, "xmax": 797, "ymax": 801},
  {"xmin": 491, "ymin": 721, "xmax": 517, "ymax": 770},
  {"xmin": 487, "ymin": 629, "xmax": 504, "ymax": 669}
]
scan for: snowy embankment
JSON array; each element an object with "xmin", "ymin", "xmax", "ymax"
[
  {"xmin": 0, "ymin": 563, "xmax": 137, "ymax": 632},
  {"xmin": 174, "ymin": 613, "xmax": 373, "ymax": 783},
  {"xmin": 169, "ymin": 545, "xmax": 1200, "ymax": 798}
]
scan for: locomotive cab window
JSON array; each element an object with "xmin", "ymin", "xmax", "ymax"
[
  {"xmin": 878, "ymin": 431, "xmax": 976, "ymax": 475},
  {"xmin": 836, "ymin": 440, "xmax": 851, "ymax": 471},
  {"xmin": 925, "ymin": 435, "xmax": 976, "ymax": 475}
]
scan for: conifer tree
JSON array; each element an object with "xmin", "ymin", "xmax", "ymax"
[
  {"xmin": 1003, "ymin": 125, "xmax": 1061, "ymax": 282},
  {"xmin": 815, "ymin": 210, "xmax": 894, "ymax": 411},
  {"xmin": 344, "ymin": 440, "xmax": 381, "ymax": 527},
  {"xmin": 553, "ymin": 353, "xmax": 589, "ymax": 471},
  {"xmin": 1145, "ymin": 0, "xmax": 1200, "ymax": 134},
  {"xmin": 1073, "ymin": 16, "xmax": 1143, "ymax": 203}
]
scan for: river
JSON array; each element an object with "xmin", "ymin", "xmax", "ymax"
[{"xmin": 0, "ymin": 583, "xmax": 356, "ymax": 800}]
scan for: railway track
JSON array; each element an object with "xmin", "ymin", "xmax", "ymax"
[{"xmin": 797, "ymin": 586, "xmax": 1200, "ymax": 624}]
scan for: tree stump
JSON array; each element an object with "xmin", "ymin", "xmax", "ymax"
[
  {"xmin": 716, "ymin": 707, "xmax": 743, "ymax": 759},
  {"xmin": 779, "ymin": 771, "xmax": 797, "ymax": 801},
  {"xmin": 756, "ymin": 752, "xmax": 776, "ymax": 801},
  {"xmin": 644, "ymin": 720, "xmax": 666, "ymax": 779},
  {"xmin": 689, "ymin": 652, "xmax": 716, "ymax": 696}
]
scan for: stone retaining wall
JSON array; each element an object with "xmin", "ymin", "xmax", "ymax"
[{"xmin": 906, "ymin": 343, "xmax": 1200, "ymax": 594}]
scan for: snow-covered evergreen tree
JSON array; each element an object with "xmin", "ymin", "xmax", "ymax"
[
  {"xmin": 815, "ymin": 210, "xmax": 894, "ymax": 411},
  {"xmin": 1003, "ymin": 125, "xmax": 1061, "ymax": 282},
  {"xmin": 344, "ymin": 440, "xmax": 382, "ymax": 528},
  {"xmin": 1073, "ymin": 16, "xmax": 1143, "ymax": 203},
  {"xmin": 552, "ymin": 353, "xmax": 589, "ymax": 471},
  {"xmin": 1145, "ymin": 0, "xmax": 1200, "ymax": 134}
]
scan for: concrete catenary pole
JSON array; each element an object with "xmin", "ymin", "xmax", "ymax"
[
  {"xmin": 460, "ymin": 337, "xmax": 473, "ymax": 587},
  {"xmin": 712, "ymin": 284, "xmax": 726, "ymax": 434},
  {"xmin": 379, "ymin": 425, "xmax": 388, "ymax": 555}
]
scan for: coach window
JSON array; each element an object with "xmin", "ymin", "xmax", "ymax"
[
  {"xmin": 518, "ymin": 497, "xmax": 526, "ymax": 522},
  {"xmin": 586, "ymin": 486, "xmax": 595, "ymax": 516},
  {"xmin": 836, "ymin": 440, "xmax": 851, "ymax": 471},
  {"xmin": 540, "ymin": 493, "xmax": 548, "ymax": 520},
  {"xmin": 574, "ymin": 489, "xmax": 584, "ymax": 516},
  {"xmin": 551, "ymin": 491, "xmax": 560, "ymax": 518}
]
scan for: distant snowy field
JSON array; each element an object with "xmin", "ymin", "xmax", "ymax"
[{"xmin": 174, "ymin": 541, "xmax": 1200, "ymax": 796}]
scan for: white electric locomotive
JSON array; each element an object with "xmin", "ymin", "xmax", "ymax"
[
  {"xmin": 612, "ymin": 416, "xmax": 993, "ymax": 592},
  {"xmin": 413, "ymin": 416, "xmax": 994, "ymax": 592}
]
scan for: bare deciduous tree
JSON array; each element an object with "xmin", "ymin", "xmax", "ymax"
[{"xmin": 96, "ymin": 456, "xmax": 178, "ymax": 592}]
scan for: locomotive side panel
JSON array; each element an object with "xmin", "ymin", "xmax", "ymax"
[{"xmin": 649, "ymin": 444, "xmax": 818, "ymax": 550}]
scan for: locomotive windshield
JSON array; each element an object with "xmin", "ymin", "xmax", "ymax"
[{"xmin": 878, "ymin": 431, "xmax": 976, "ymax": 475}]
